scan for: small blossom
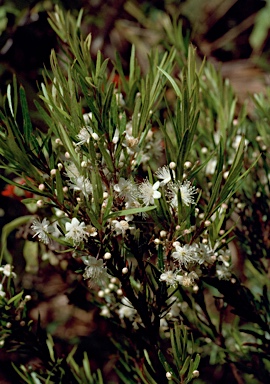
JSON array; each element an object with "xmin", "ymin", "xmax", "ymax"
[
  {"xmin": 87, "ymin": 226, "xmax": 98, "ymax": 237},
  {"xmin": 118, "ymin": 297, "xmax": 137, "ymax": 320},
  {"xmin": 100, "ymin": 306, "xmax": 110, "ymax": 317},
  {"xmin": 65, "ymin": 218, "xmax": 89, "ymax": 245},
  {"xmin": 192, "ymin": 243, "xmax": 214, "ymax": 265},
  {"xmin": 217, "ymin": 249, "xmax": 231, "ymax": 267},
  {"xmin": 68, "ymin": 176, "xmax": 92, "ymax": 197},
  {"xmin": 160, "ymin": 270, "xmax": 178, "ymax": 286},
  {"xmin": 155, "ymin": 166, "xmax": 175, "ymax": 186},
  {"xmin": 176, "ymin": 271, "xmax": 198, "ymax": 287},
  {"xmin": 0, "ymin": 264, "xmax": 16, "ymax": 278},
  {"xmin": 115, "ymin": 92, "xmax": 125, "ymax": 106},
  {"xmin": 167, "ymin": 180, "xmax": 197, "ymax": 207},
  {"xmin": 76, "ymin": 127, "xmax": 91, "ymax": 146},
  {"xmin": 111, "ymin": 219, "xmax": 134, "ymax": 236},
  {"xmin": 31, "ymin": 218, "xmax": 53, "ymax": 244},
  {"xmin": 82, "ymin": 256, "xmax": 108, "ymax": 286},
  {"xmin": 171, "ymin": 243, "xmax": 195, "ymax": 267},
  {"xmin": 114, "ymin": 178, "xmax": 138, "ymax": 202},
  {"xmin": 139, "ymin": 180, "xmax": 161, "ymax": 206},
  {"xmin": 216, "ymin": 264, "xmax": 231, "ymax": 280}
]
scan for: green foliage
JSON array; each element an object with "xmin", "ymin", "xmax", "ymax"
[{"xmin": 0, "ymin": 4, "xmax": 269, "ymax": 384}]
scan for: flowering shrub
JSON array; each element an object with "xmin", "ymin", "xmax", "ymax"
[{"xmin": 0, "ymin": 6, "xmax": 269, "ymax": 384}]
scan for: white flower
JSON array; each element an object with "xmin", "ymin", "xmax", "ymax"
[
  {"xmin": 122, "ymin": 132, "xmax": 139, "ymax": 153},
  {"xmin": 114, "ymin": 178, "xmax": 138, "ymax": 202},
  {"xmin": 139, "ymin": 180, "xmax": 161, "ymax": 206},
  {"xmin": 166, "ymin": 296, "xmax": 181, "ymax": 318},
  {"xmin": 232, "ymin": 134, "xmax": 248, "ymax": 149},
  {"xmin": 171, "ymin": 244, "xmax": 195, "ymax": 267},
  {"xmin": 65, "ymin": 218, "xmax": 89, "ymax": 245},
  {"xmin": 205, "ymin": 158, "xmax": 217, "ymax": 175},
  {"xmin": 76, "ymin": 127, "xmax": 91, "ymax": 146},
  {"xmin": 193, "ymin": 243, "xmax": 214, "ymax": 265},
  {"xmin": 100, "ymin": 306, "xmax": 110, "ymax": 317},
  {"xmin": 155, "ymin": 166, "xmax": 175, "ymax": 186},
  {"xmin": 160, "ymin": 270, "xmax": 178, "ymax": 286},
  {"xmin": 69, "ymin": 176, "xmax": 92, "ymax": 197},
  {"xmin": 176, "ymin": 271, "xmax": 198, "ymax": 287},
  {"xmin": 83, "ymin": 112, "xmax": 93, "ymax": 124},
  {"xmin": 217, "ymin": 249, "xmax": 231, "ymax": 267},
  {"xmin": 65, "ymin": 162, "xmax": 80, "ymax": 179},
  {"xmin": 111, "ymin": 219, "xmax": 134, "ymax": 236},
  {"xmin": 216, "ymin": 264, "xmax": 231, "ymax": 280},
  {"xmin": 0, "ymin": 264, "xmax": 16, "ymax": 278},
  {"xmin": 31, "ymin": 218, "xmax": 53, "ymax": 244},
  {"xmin": 82, "ymin": 256, "xmax": 108, "ymax": 286},
  {"xmin": 115, "ymin": 92, "xmax": 125, "ymax": 106},
  {"xmin": 167, "ymin": 180, "xmax": 197, "ymax": 207},
  {"xmin": 118, "ymin": 297, "xmax": 137, "ymax": 320}
]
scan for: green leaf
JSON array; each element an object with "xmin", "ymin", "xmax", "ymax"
[
  {"xmin": 7, "ymin": 290, "xmax": 24, "ymax": 306},
  {"xmin": 1, "ymin": 215, "xmax": 33, "ymax": 264},
  {"xmin": 158, "ymin": 67, "xmax": 182, "ymax": 99},
  {"xmin": 19, "ymin": 86, "xmax": 33, "ymax": 146},
  {"xmin": 104, "ymin": 205, "xmax": 157, "ymax": 220}
]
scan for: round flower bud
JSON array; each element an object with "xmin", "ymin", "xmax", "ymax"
[
  {"xmin": 98, "ymin": 290, "xmax": 104, "ymax": 298},
  {"xmin": 169, "ymin": 162, "xmax": 176, "ymax": 170},
  {"xmin": 65, "ymin": 152, "xmax": 70, "ymax": 159},
  {"xmin": 160, "ymin": 230, "xmax": 167, "ymax": 238},
  {"xmin": 92, "ymin": 133, "xmax": 99, "ymax": 141},
  {"xmin": 57, "ymin": 163, "xmax": 63, "ymax": 171},
  {"xmin": 50, "ymin": 169, "xmax": 57, "ymax": 176},
  {"xmin": 108, "ymin": 283, "xmax": 115, "ymax": 290},
  {"xmin": 184, "ymin": 161, "xmax": 192, "ymax": 169},
  {"xmin": 62, "ymin": 186, "xmax": 68, "ymax": 193},
  {"xmin": 201, "ymin": 147, "xmax": 208, "ymax": 154},
  {"xmin": 193, "ymin": 285, "xmax": 199, "ymax": 293},
  {"xmin": 81, "ymin": 161, "xmax": 87, "ymax": 168},
  {"xmin": 25, "ymin": 295, "xmax": 31, "ymax": 301},
  {"xmin": 104, "ymin": 288, "xmax": 110, "ymax": 294},
  {"xmin": 223, "ymin": 171, "xmax": 229, "ymax": 179},
  {"xmin": 104, "ymin": 252, "xmax": 112, "ymax": 260},
  {"xmin": 117, "ymin": 289, "xmax": 123, "ymax": 296},
  {"xmin": 36, "ymin": 200, "xmax": 43, "ymax": 207},
  {"xmin": 38, "ymin": 183, "xmax": 45, "ymax": 191},
  {"xmin": 154, "ymin": 238, "xmax": 161, "ymax": 245},
  {"xmin": 122, "ymin": 267, "xmax": 128, "ymax": 274},
  {"xmin": 166, "ymin": 372, "xmax": 172, "ymax": 379},
  {"xmin": 192, "ymin": 370, "xmax": 199, "ymax": 378}
]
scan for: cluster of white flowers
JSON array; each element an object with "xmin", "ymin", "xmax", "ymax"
[
  {"xmin": 29, "ymin": 85, "xmax": 233, "ymax": 296},
  {"xmin": 159, "ymin": 241, "xmax": 232, "ymax": 287}
]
